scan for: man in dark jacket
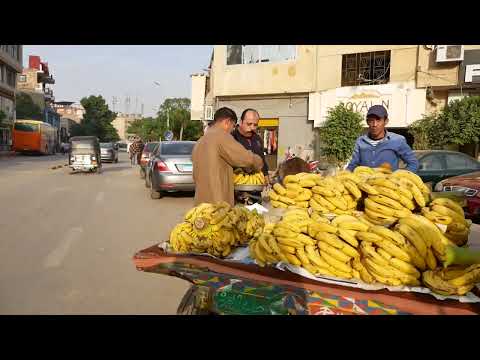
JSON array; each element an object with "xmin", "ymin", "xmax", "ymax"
[{"xmin": 232, "ymin": 108, "xmax": 269, "ymax": 183}]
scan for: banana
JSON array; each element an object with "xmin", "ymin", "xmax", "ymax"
[
  {"xmin": 392, "ymin": 169, "xmax": 430, "ymax": 193},
  {"xmin": 310, "ymin": 198, "xmax": 328, "ymax": 213},
  {"xmin": 422, "ymin": 270, "xmax": 467, "ymax": 296},
  {"xmin": 324, "ymin": 195, "xmax": 348, "ymax": 211},
  {"xmin": 286, "ymin": 189, "xmax": 300, "ymax": 199},
  {"xmin": 364, "ymin": 198, "xmax": 396, "ymax": 217},
  {"xmin": 286, "ymin": 183, "xmax": 303, "ymax": 192},
  {"xmin": 278, "ymin": 243, "xmax": 296, "ymax": 254},
  {"xmin": 273, "ymin": 227, "xmax": 299, "ymax": 238},
  {"xmin": 336, "ymin": 172, "xmax": 363, "ymax": 185},
  {"xmin": 354, "ymin": 166, "xmax": 376, "ymax": 176},
  {"xmin": 271, "ymin": 200, "xmax": 288, "ymax": 208},
  {"xmin": 377, "ymin": 248, "xmax": 393, "ymax": 261},
  {"xmin": 276, "ymin": 221, "xmax": 301, "ymax": 233},
  {"xmin": 278, "ymin": 196, "xmax": 296, "ymax": 206},
  {"xmin": 448, "ymin": 266, "xmax": 480, "ymax": 287},
  {"xmin": 398, "ymin": 194, "xmax": 416, "ymax": 210},
  {"xmin": 447, "ymin": 221, "xmax": 468, "ymax": 233},
  {"xmin": 389, "ymin": 257, "xmax": 421, "ymax": 277},
  {"xmin": 276, "ymin": 237, "xmax": 303, "ymax": 248},
  {"xmin": 253, "ymin": 241, "xmax": 268, "ymax": 263},
  {"xmin": 403, "ymin": 241, "xmax": 427, "ymax": 271},
  {"xmin": 356, "ymin": 231, "xmax": 384, "ymax": 244},
  {"xmin": 356, "ymin": 214, "xmax": 376, "ymax": 228},
  {"xmin": 320, "ymin": 250, "xmax": 352, "ymax": 274},
  {"xmin": 421, "ymin": 207, "xmax": 452, "ymax": 225},
  {"xmin": 295, "ymin": 247, "xmax": 311, "ymax": 266},
  {"xmin": 372, "ymin": 185, "xmax": 402, "ymax": 202},
  {"xmin": 331, "ymin": 215, "xmax": 360, "ymax": 226},
  {"xmin": 258, "ymin": 234, "xmax": 274, "ymax": 254},
  {"xmin": 283, "ymin": 174, "xmax": 300, "ymax": 184},
  {"xmin": 305, "ymin": 245, "xmax": 330, "ymax": 268},
  {"xmin": 369, "ymin": 226, "xmax": 406, "ymax": 246},
  {"xmin": 297, "ymin": 233, "xmax": 317, "ymax": 246},
  {"xmin": 315, "ymin": 232, "xmax": 348, "ymax": 249},
  {"xmin": 312, "ymin": 186, "xmax": 336, "ymax": 197},
  {"xmin": 431, "ymin": 198, "xmax": 465, "ymax": 217},
  {"xmin": 400, "ymin": 178, "xmax": 426, "ymax": 208},
  {"xmin": 273, "ymin": 183, "xmax": 287, "ymax": 196},
  {"xmin": 337, "ymin": 228, "xmax": 359, "ymax": 248},
  {"xmin": 296, "ymin": 201, "xmax": 310, "ymax": 209},
  {"xmin": 343, "ymin": 180, "xmax": 362, "ymax": 200},
  {"xmin": 425, "ymin": 248, "xmax": 437, "ymax": 270},
  {"xmin": 369, "ymin": 194, "xmax": 404, "ymax": 210},
  {"xmin": 318, "ymin": 241, "xmax": 351, "ymax": 263},
  {"xmin": 313, "ymin": 194, "xmax": 336, "ymax": 211},
  {"xmin": 284, "ymin": 252, "xmax": 302, "ymax": 266},
  {"xmin": 311, "ymin": 212, "xmax": 330, "ymax": 222},
  {"xmin": 308, "ymin": 222, "xmax": 338, "ymax": 237},
  {"xmin": 367, "ymin": 178, "xmax": 399, "ymax": 191},
  {"xmin": 360, "ymin": 242, "xmax": 389, "ymax": 267},
  {"xmin": 328, "ymin": 266, "xmax": 354, "ymax": 279},
  {"xmin": 333, "ymin": 208, "xmax": 354, "ymax": 215},
  {"xmin": 395, "ymin": 223, "xmax": 428, "ymax": 259},
  {"xmin": 295, "ymin": 190, "xmax": 312, "ymax": 202},
  {"xmin": 268, "ymin": 190, "xmax": 280, "ymax": 201},
  {"xmin": 299, "ymin": 179, "xmax": 316, "ymax": 188},
  {"xmin": 375, "ymin": 238, "xmax": 412, "ymax": 263},
  {"xmin": 364, "ymin": 264, "xmax": 403, "ymax": 286},
  {"xmin": 352, "ymin": 258, "xmax": 375, "ymax": 283},
  {"xmin": 431, "ymin": 204, "xmax": 466, "ymax": 225},
  {"xmin": 337, "ymin": 221, "xmax": 370, "ymax": 232},
  {"xmin": 357, "ymin": 182, "xmax": 380, "ymax": 195}
]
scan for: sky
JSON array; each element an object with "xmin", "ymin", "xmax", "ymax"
[{"xmin": 23, "ymin": 45, "xmax": 213, "ymax": 117}]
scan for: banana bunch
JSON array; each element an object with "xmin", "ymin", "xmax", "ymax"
[
  {"xmin": 421, "ymin": 197, "xmax": 471, "ymax": 247},
  {"xmin": 233, "ymin": 170, "xmax": 265, "ymax": 185},
  {"xmin": 169, "ymin": 202, "xmax": 265, "ymax": 257},
  {"xmin": 423, "ymin": 264, "xmax": 480, "ymax": 296},
  {"xmin": 269, "ymin": 173, "xmax": 320, "ymax": 209},
  {"xmin": 353, "ymin": 165, "xmax": 393, "ymax": 179},
  {"xmin": 353, "ymin": 169, "xmax": 431, "ymax": 226}
]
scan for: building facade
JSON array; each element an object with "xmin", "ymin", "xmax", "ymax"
[
  {"xmin": 54, "ymin": 101, "xmax": 85, "ymax": 124},
  {"xmin": 191, "ymin": 45, "xmax": 480, "ymax": 166},
  {"xmin": 17, "ymin": 55, "xmax": 61, "ymax": 148},
  {"xmin": 0, "ymin": 45, "xmax": 22, "ymax": 151},
  {"xmin": 112, "ymin": 113, "xmax": 141, "ymax": 141}
]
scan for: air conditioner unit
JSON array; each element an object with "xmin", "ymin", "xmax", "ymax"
[
  {"xmin": 436, "ymin": 45, "xmax": 464, "ymax": 62},
  {"xmin": 204, "ymin": 105, "xmax": 213, "ymax": 120}
]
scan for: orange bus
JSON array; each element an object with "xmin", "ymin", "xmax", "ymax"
[{"xmin": 13, "ymin": 119, "xmax": 56, "ymax": 155}]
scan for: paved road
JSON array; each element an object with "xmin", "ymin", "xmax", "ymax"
[{"xmin": 0, "ymin": 152, "xmax": 191, "ymax": 314}]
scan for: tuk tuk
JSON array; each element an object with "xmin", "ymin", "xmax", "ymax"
[{"xmin": 69, "ymin": 136, "xmax": 102, "ymax": 173}]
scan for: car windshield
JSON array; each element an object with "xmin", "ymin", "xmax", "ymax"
[
  {"xmin": 100, "ymin": 143, "xmax": 113, "ymax": 148},
  {"xmin": 71, "ymin": 141, "xmax": 96, "ymax": 150},
  {"xmin": 160, "ymin": 142, "xmax": 194, "ymax": 155}
]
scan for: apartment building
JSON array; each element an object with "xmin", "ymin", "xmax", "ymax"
[
  {"xmin": 191, "ymin": 45, "xmax": 480, "ymax": 167},
  {"xmin": 0, "ymin": 45, "xmax": 22, "ymax": 151},
  {"xmin": 112, "ymin": 113, "xmax": 142, "ymax": 141}
]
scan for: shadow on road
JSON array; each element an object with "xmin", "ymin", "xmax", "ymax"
[{"xmin": 159, "ymin": 191, "xmax": 195, "ymax": 199}]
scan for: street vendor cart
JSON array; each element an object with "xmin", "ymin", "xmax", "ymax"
[{"xmin": 133, "ymin": 224, "xmax": 480, "ymax": 315}]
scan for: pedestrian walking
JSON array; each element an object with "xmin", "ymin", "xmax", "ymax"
[{"xmin": 129, "ymin": 137, "xmax": 145, "ymax": 166}]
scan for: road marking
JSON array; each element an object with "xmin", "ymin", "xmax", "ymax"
[
  {"xmin": 44, "ymin": 227, "xmax": 83, "ymax": 268},
  {"xmin": 95, "ymin": 192, "xmax": 105, "ymax": 202}
]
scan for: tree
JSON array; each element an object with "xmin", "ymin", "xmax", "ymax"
[
  {"xmin": 127, "ymin": 98, "xmax": 203, "ymax": 141},
  {"xmin": 15, "ymin": 92, "xmax": 43, "ymax": 120},
  {"xmin": 70, "ymin": 95, "xmax": 119, "ymax": 142},
  {"xmin": 318, "ymin": 103, "xmax": 364, "ymax": 166},
  {"xmin": 408, "ymin": 96, "xmax": 480, "ymax": 149}
]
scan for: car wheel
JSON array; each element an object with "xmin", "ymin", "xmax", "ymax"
[
  {"xmin": 150, "ymin": 177, "xmax": 162, "ymax": 199},
  {"xmin": 145, "ymin": 171, "xmax": 151, "ymax": 188}
]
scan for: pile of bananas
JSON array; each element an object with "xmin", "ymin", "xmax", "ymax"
[
  {"xmin": 423, "ymin": 264, "xmax": 480, "ymax": 296},
  {"xmin": 233, "ymin": 170, "xmax": 265, "ymax": 185},
  {"xmin": 169, "ymin": 202, "xmax": 265, "ymax": 257},
  {"xmin": 421, "ymin": 198, "xmax": 472, "ymax": 246},
  {"xmin": 268, "ymin": 173, "xmax": 361, "ymax": 215},
  {"xmin": 355, "ymin": 169, "xmax": 431, "ymax": 226}
]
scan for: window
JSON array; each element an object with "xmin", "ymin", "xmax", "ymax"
[
  {"xmin": 14, "ymin": 123, "xmax": 39, "ymax": 132},
  {"xmin": 445, "ymin": 154, "xmax": 479, "ymax": 170},
  {"xmin": 419, "ymin": 154, "xmax": 444, "ymax": 170},
  {"xmin": 0, "ymin": 65, "xmax": 4, "ymax": 83},
  {"xmin": 6, "ymin": 68, "xmax": 16, "ymax": 87},
  {"xmin": 226, "ymin": 45, "xmax": 296, "ymax": 65},
  {"xmin": 341, "ymin": 50, "xmax": 391, "ymax": 87},
  {"xmin": 18, "ymin": 75, "xmax": 26, "ymax": 83},
  {"xmin": 160, "ymin": 142, "xmax": 195, "ymax": 155}
]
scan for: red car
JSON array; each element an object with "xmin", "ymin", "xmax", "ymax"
[{"xmin": 435, "ymin": 171, "xmax": 480, "ymax": 222}]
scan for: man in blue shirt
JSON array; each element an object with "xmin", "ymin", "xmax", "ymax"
[{"xmin": 346, "ymin": 105, "xmax": 418, "ymax": 172}]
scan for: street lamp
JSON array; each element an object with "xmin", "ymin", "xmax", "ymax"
[{"xmin": 153, "ymin": 81, "xmax": 169, "ymax": 129}]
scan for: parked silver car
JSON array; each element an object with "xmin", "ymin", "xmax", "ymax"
[
  {"xmin": 100, "ymin": 142, "xmax": 119, "ymax": 163},
  {"xmin": 145, "ymin": 141, "xmax": 195, "ymax": 199}
]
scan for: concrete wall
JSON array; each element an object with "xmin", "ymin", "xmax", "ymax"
[
  {"xmin": 217, "ymin": 96, "xmax": 313, "ymax": 163},
  {"xmin": 190, "ymin": 74, "xmax": 207, "ymax": 120},
  {"xmin": 212, "ymin": 46, "xmax": 316, "ymax": 96}
]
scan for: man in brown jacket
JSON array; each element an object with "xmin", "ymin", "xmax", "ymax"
[{"xmin": 192, "ymin": 107, "xmax": 264, "ymax": 206}]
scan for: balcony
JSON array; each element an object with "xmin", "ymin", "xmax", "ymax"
[{"xmin": 37, "ymin": 72, "xmax": 55, "ymax": 85}]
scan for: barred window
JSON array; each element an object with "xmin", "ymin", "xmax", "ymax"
[{"xmin": 342, "ymin": 50, "xmax": 391, "ymax": 87}]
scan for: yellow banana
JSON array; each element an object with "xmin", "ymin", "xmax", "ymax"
[
  {"xmin": 320, "ymin": 250, "xmax": 353, "ymax": 273},
  {"xmin": 312, "ymin": 186, "xmax": 336, "ymax": 197},
  {"xmin": 352, "ymin": 258, "xmax": 375, "ymax": 283},
  {"xmin": 431, "ymin": 204, "xmax": 466, "ymax": 225},
  {"xmin": 283, "ymin": 174, "xmax": 300, "ymax": 184},
  {"xmin": 364, "ymin": 198, "xmax": 396, "ymax": 217},
  {"xmin": 331, "ymin": 215, "xmax": 359, "ymax": 226},
  {"xmin": 276, "ymin": 237, "xmax": 304, "ymax": 248},
  {"xmin": 296, "ymin": 233, "xmax": 317, "ymax": 246},
  {"xmin": 258, "ymin": 234, "xmax": 274, "ymax": 254},
  {"xmin": 313, "ymin": 194, "xmax": 336, "ymax": 211},
  {"xmin": 315, "ymin": 232, "xmax": 348, "ymax": 249},
  {"xmin": 356, "ymin": 214, "xmax": 376, "ymax": 228},
  {"xmin": 310, "ymin": 198, "xmax": 327, "ymax": 213},
  {"xmin": 324, "ymin": 195, "xmax": 348, "ymax": 211},
  {"xmin": 357, "ymin": 182, "xmax": 380, "ymax": 195},
  {"xmin": 389, "ymin": 178, "xmax": 414, "ymax": 200},
  {"xmin": 343, "ymin": 180, "xmax": 362, "ymax": 200},
  {"xmin": 308, "ymin": 222, "xmax": 338, "ymax": 236},
  {"xmin": 403, "ymin": 241, "xmax": 427, "ymax": 271},
  {"xmin": 299, "ymin": 179, "xmax": 316, "ymax": 188},
  {"xmin": 377, "ymin": 238, "xmax": 412, "ymax": 263},
  {"xmin": 369, "ymin": 194, "xmax": 404, "ymax": 210},
  {"xmin": 310, "ymin": 212, "xmax": 330, "ymax": 223},
  {"xmin": 447, "ymin": 221, "xmax": 468, "ymax": 233},
  {"xmin": 431, "ymin": 198, "xmax": 465, "ymax": 217},
  {"xmin": 448, "ymin": 266, "xmax": 480, "ymax": 287},
  {"xmin": 395, "ymin": 223, "xmax": 428, "ymax": 259},
  {"xmin": 333, "ymin": 208, "xmax": 354, "ymax": 215},
  {"xmin": 356, "ymin": 231, "xmax": 384, "ymax": 244},
  {"xmin": 369, "ymin": 226, "xmax": 406, "ymax": 246},
  {"xmin": 337, "ymin": 221, "xmax": 370, "ymax": 232},
  {"xmin": 363, "ymin": 257, "xmax": 396, "ymax": 278},
  {"xmin": 377, "ymin": 248, "xmax": 393, "ymax": 261},
  {"xmin": 389, "ymin": 257, "xmax": 421, "ymax": 277},
  {"xmin": 305, "ymin": 245, "xmax": 330, "ymax": 268},
  {"xmin": 296, "ymin": 247, "xmax": 311, "ymax": 266},
  {"xmin": 421, "ymin": 207, "xmax": 452, "ymax": 225},
  {"xmin": 286, "ymin": 183, "xmax": 303, "ymax": 192},
  {"xmin": 268, "ymin": 190, "xmax": 280, "ymax": 201},
  {"xmin": 425, "ymin": 247, "xmax": 437, "ymax": 270},
  {"xmin": 337, "ymin": 228, "xmax": 359, "ymax": 248},
  {"xmin": 278, "ymin": 196, "xmax": 296, "ymax": 205},
  {"xmin": 286, "ymin": 189, "xmax": 300, "ymax": 199},
  {"xmin": 398, "ymin": 194, "xmax": 416, "ymax": 210},
  {"xmin": 354, "ymin": 166, "xmax": 376, "ymax": 176},
  {"xmin": 367, "ymin": 178, "xmax": 399, "ymax": 191},
  {"xmin": 296, "ymin": 201, "xmax": 310, "ymax": 209},
  {"xmin": 278, "ymin": 243, "xmax": 296, "ymax": 254},
  {"xmin": 318, "ymin": 241, "xmax": 351, "ymax": 263},
  {"xmin": 273, "ymin": 183, "xmax": 287, "ymax": 196},
  {"xmin": 372, "ymin": 185, "xmax": 401, "ymax": 201},
  {"xmin": 392, "ymin": 169, "xmax": 430, "ymax": 193},
  {"xmin": 271, "ymin": 200, "xmax": 288, "ymax": 208},
  {"xmin": 336, "ymin": 172, "xmax": 363, "ymax": 185},
  {"xmin": 284, "ymin": 252, "xmax": 302, "ymax": 266}
]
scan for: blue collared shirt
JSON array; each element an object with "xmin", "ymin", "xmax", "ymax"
[{"xmin": 346, "ymin": 131, "xmax": 418, "ymax": 172}]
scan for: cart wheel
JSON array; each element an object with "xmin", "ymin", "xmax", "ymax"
[{"xmin": 177, "ymin": 285, "xmax": 212, "ymax": 315}]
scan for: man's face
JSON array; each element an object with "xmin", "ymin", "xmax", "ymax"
[
  {"xmin": 367, "ymin": 116, "xmax": 387, "ymax": 139},
  {"xmin": 240, "ymin": 111, "xmax": 259, "ymax": 138}
]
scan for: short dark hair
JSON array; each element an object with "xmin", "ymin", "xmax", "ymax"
[
  {"xmin": 213, "ymin": 107, "xmax": 237, "ymax": 125},
  {"xmin": 240, "ymin": 108, "xmax": 260, "ymax": 121}
]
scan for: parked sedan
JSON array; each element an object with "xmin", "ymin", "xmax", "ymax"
[
  {"xmin": 145, "ymin": 141, "xmax": 196, "ymax": 199},
  {"xmin": 434, "ymin": 171, "xmax": 480, "ymax": 222},
  {"xmin": 139, "ymin": 141, "xmax": 159, "ymax": 179},
  {"xmin": 100, "ymin": 142, "xmax": 119, "ymax": 163},
  {"xmin": 410, "ymin": 150, "xmax": 480, "ymax": 188}
]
